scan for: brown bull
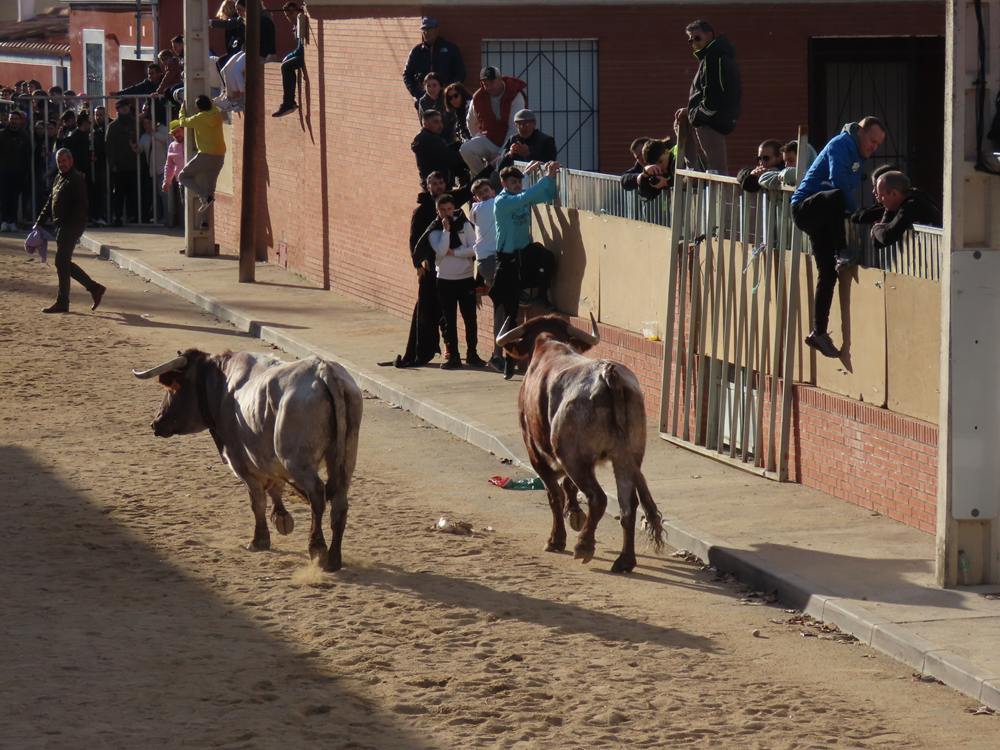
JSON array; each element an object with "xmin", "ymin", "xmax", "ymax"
[{"xmin": 497, "ymin": 314, "xmax": 664, "ymax": 572}]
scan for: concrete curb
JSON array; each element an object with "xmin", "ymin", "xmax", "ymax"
[{"xmin": 81, "ymin": 233, "xmax": 1000, "ymax": 711}]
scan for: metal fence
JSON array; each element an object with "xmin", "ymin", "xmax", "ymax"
[{"xmin": 1, "ymin": 93, "xmax": 182, "ymax": 230}]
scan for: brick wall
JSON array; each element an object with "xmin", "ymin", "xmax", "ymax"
[
  {"xmin": 0, "ymin": 61, "xmax": 64, "ymax": 88},
  {"xmin": 213, "ymin": 2, "xmax": 943, "ymax": 533}
]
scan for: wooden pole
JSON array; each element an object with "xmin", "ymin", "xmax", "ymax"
[{"xmin": 238, "ymin": 0, "xmax": 261, "ymax": 283}]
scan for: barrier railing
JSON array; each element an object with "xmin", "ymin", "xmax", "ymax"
[
  {"xmin": 659, "ymin": 168, "xmax": 802, "ymax": 480},
  {"xmin": 855, "ymin": 222, "xmax": 943, "ymax": 281},
  {"xmin": 3, "ymin": 93, "xmax": 181, "ymax": 229}
]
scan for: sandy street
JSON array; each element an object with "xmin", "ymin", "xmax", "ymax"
[{"xmin": 0, "ymin": 239, "xmax": 996, "ymax": 749}]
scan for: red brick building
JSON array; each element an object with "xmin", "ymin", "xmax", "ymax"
[{"xmin": 0, "ymin": 5, "xmax": 71, "ymax": 88}]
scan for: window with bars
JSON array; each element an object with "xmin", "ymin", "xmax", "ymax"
[{"xmin": 481, "ymin": 38, "xmax": 598, "ymax": 171}]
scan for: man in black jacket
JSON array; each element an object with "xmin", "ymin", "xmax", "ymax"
[
  {"xmin": 402, "ymin": 17, "xmax": 465, "ymax": 103},
  {"xmin": 34, "ymin": 149, "xmax": 106, "ymax": 314},
  {"xmin": 871, "ymin": 171, "xmax": 942, "ymax": 248},
  {"xmin": 496, "ymin": 109, "xmax": 558, "ymax": 171},
  {"xmin": 411, "ymin": 110, "xmax": 467, "ymax": 186},
  {"xmin": 676, "ymin": 20, "xmax": 741, "ymax": 174},
  {"xmin": 0, "ymin": 110, "xmax": 31, "ymax": 231}
]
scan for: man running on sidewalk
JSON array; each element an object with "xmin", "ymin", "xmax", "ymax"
[
  {"xmin": 170, "ymin": 95, "xmax": 226, "ymax": 215},
  {"xmin": 34, "ymin": 148, "xmax": 106, "ymax": 314}
]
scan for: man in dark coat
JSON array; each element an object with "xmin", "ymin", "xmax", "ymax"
[
  {"xmin": 411, "ymin": 109, "xmax": 467, "ymax": 186},
  {"xmin": 402, "ymin": 17, "xmax": 465, "ymax": 103},
  {"xmin": 0, "ymin": 110, "xmax": 31, "ymax": 231},
  {"xmin": 105, "ymin": 99, "xmax": 139, "ymax": 225},
  {"xmin": 871, "ymin": 170, "xmax": 942, "ymax": 248},
  {"xmin": 496, "ymin": 109, "xmax": 558, "ymax": 171},
  {"xmin": 675, "ymin": 19, "xmax": 741, "ymax": 174},
  {"xmin": 393, "ymin": 171, "xmax": 472, "ymax": 367},
  {"xmin": 34, "ymin": 149, "xmax": 106, "ymax": 314}
]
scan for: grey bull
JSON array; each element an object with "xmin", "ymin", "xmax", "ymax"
[{"xmin": 133, "ymin": 349, "xmax": 363, "ymax": 571}]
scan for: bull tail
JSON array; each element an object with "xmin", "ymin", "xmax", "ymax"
[
  {"xmin": 599, "ymin": 361, "xmax": 630, "ymax": 440},
  {"xmin": 601, "ymin": 361, "xmax": 665, "ymax": 552},
  {"xmin": 316, "ymin": 360, "xmax": 363, "ymax": 495}
]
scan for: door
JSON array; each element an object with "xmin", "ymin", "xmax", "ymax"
[
  {"xmin": 809, "ymin": 36, "xmax": 945, "ymax": 208},
  {"xmin": 481, "ymin": 38, "xmax": 598, "ymax": 171}
]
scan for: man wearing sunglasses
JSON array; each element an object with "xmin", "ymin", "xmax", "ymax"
[{"xmin": 675, "ymin": 19, "xmax": 741, "ymax": 175}]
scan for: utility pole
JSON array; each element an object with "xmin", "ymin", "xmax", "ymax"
[
  {"xmin": 238, "ymin": 0, "xmax": 261, "ymax": 283},
  {"xmin": 182, "ymin": 0, "xmax": 215, "ymax": 257},
  {"xmin": 938, "ymin": 0, "xmax": 1000, "ymax": 585}
]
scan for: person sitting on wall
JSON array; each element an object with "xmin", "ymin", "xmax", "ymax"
[
  {"xmin": 791, "ymin": 115, "xmax": 886, "ymax": 359},
  {"xmin": 758, "ymin": 139, "xmax": 819, "ymax": 191},
  {"xmin": 273, "ymin": 1, "xmax": 310, "ymax": 118},
  {"xmin": 170, "ymin": 94, "xmax": 226, "ymax": 218},
  {"xmin": 171, "ymin": 34, "xmax": 185, "ymax": 61},
  {"xmin": 443, "ymin": 82, "xmax": 473, "ymax": 143},
  {"xmin": 411, "ymin": 109, "xmax": 468, "ymax": 187},
  {"xmin": 423, "ymin": 193, "xmax": 485, "ymax": 370},
  {"xmin": 417, "ymin": 73, "xmax": 456, "ymax": 141},
  {"xmin": 492, "ymin": 161, "xmax": 561, "ymax": 379},
  {"xmin": 214, "ymin": 0, "xmax": 277, "ymax": 112},
  {"xmin": 621, "ymin": 137, "xmax": 651, "ymax": 191},
  {"xmin": 736, "ymin": 139, "xmax": 783, "ymax": 193},
  {"xmin": 111, "ymin": 63, "xmax": 164, "ymax": 98},
  {"xmin": 637, "ymin": 137, "xmax": 677, "ymax": 201},
  {"xmin": 496, "ymin": 109, "xmax": 558, "ymax": 172},
  {"xmin": 390, "ymin": 171, "xmax": 474, "ymax": 369},
  {"xmin": 402, "ymin": 16, "xmax": 465, "ymax": 105},
  {"xmin": 870, "ymin": 170, "xmax": 942, "ymax": 248},
  {"xmin": 460, "ymin": 66, "xmax": 527, "ymax": 177}
]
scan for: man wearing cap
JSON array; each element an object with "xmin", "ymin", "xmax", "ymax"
[
  {"xmin": 34, "ymin": 148, "xmax": 107, "ymax": 314},
  {"xmin": 497, "ymin": 109, "xmax": 557, "ymax": 171},
  {"xmin": 460, "ymin": 66, "xmax": 528, "ymax": 177},
  {"xmin": 402, "ymin": 17, "xmax": 466, "ymax": 103}
]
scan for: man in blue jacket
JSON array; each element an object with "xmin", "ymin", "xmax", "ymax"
[
  {"xmin": 791, "ymin": 116, "xmax": 886, "ymax": 358},
  {"xmin": 402, "ymin": 17, "xmax": 466, "ymax": 104},
  {"xmin": 491, "ymin": 160, "xmax": 560, "ymax": 377}
]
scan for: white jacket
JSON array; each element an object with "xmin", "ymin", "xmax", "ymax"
[{"xmin": 431, "ymin": 222, "xmax": 477, "ymax": 280}]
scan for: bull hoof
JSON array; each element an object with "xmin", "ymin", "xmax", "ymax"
[
  {"xmin": 309, "ymin": 545, "xmax": 328, "ymax": 567},
  {"xmin": 545, "ymin": 539, "xmax": 566, "ymax": 553},
  {"xmin": 573, "ymin": 543, "xmax": 596, "ymax": 564},
  {"xmin": 246, "ymin": 537, "xmax": 271, "ymax": 551},
  {"xmin": 566, "ymin": 506, "xmax": 585, "ymax": 533},
  {"xmin": 271, "ymin": 510, "xmax": 294, "ymax": 536},
  {"xmin": 611, "ymin": 554, "xmax": 636, "ymax": 574},
  {"xmin": 324, "ymin": 553, "xmax": 343, "ymax": 573}
]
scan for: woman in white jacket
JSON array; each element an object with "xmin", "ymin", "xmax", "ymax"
[{"xmin": 428, "ymin": 193, "xmax": 485, "ymax": 370}]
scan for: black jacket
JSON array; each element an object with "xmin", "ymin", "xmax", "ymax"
[
  {"xmin": 411, "ymin": 127, "xmax": 466, "ymax": 184},
  {"xmin": 403, "ymin": 37, "xmax": 466, "ymax": 99},
  {"xmin": 621, "ymin": 161, "xmax": 642, "ymax": 191},
  {"xmin": 211, "ymin": 13, "xmax": 275, "ymax": 57},
  {"xmin": 114, "ymin": 77, "xmax": 157, "ymax": 97},
  {"xmin": 497, "ymin": 129, "xmax": 558, "ymax": 170},
  {"xmin": 0, "ymin": 126, "xmax": 31, "ymax": 176},
  {"xmin": 409, "ymin": 186, "xmax": 473, "ymax": 262},
  {"xmin": 37, "ymin": 168, "xmax": 88, "ymax": 227},
  {"xmin": 65, "ymin": 129, "xmax": 93, "ymax": 179},
  {"xmin": 688, "ymin": 36, "xmax": 741, "ymax": 135},
  {"xmin": 871, "ymin": 189, "xmax": 942, "ymax": 248}
]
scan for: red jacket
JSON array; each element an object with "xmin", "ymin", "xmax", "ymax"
[{"xmin": 471, "ymin": 76, "xmax": 527, "ymax": 147}]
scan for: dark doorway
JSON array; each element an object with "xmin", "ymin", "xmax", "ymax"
[{"xmin": 809, "ymin": 36, "xmax": 944, "ymax": 209}]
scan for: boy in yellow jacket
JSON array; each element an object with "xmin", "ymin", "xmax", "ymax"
[{"xmin": 169, "ymin": 94, "xmax": 226, "ymax": 213}]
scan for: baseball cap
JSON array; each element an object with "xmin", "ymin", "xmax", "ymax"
[
  {"xmin": 480, "ymin": 66, "xmax": 501, "ymax": 81},
  {"xmin": 513, "ymin": 109, "xmax": 535, "ymax": 123},
  {"xmin": 420, "ymin": 16, "xmax": 438, "ymax": 29}
]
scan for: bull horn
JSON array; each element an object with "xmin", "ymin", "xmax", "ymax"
[
  {"xmin": 567, "ymin": 312, "xmax": 600, "ymax": 347},
  {"xmin": 496, "ymin": 316, "xmax": 527, "ymax": 347},
  {"xmin": 132, "ymin": 355, "xmax": 188, "ymax": 379}
]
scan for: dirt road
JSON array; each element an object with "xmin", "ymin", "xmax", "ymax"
[{"xmin": 0, "ymin": 240, "xmax": 995, "ymax": 749}]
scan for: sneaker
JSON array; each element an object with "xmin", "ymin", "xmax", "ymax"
[
  {"xmin": 805, "ymin": 330, "xmax": 840, "ymax": 358},
  {"xmin": 0, "ymin": 222, "xmax": 8, "ymax": 231},
  {"xmin": 198, "ymin": 195, "xmax": 214, "ymax": 214},
  {"xmin": 272, "ymin": 103, "xmax": 297, "ymax": 117},
  {"xmin": 489, "ymin": 355, "xmax": 506, "ymax": 373},
  {"xmin": 835, "ymin": 255, "xmax": 855, "ymax": 272},
  {"xmin": 503, "ymin": 357, "xmax": 516, "ymax": 380},
  {"xmin": 466, "ymin": 352, "xmax": 487, "ymax": 367},
  {"xmin": 441, "ymin": 357, "xmax": 463, "ymax": 371},
  {"xmin": 213, "ymin": 95, "xmax": 232, "ymax": 111}
]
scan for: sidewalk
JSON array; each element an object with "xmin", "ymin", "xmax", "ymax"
[{"xmin": 82, "ymin": 227, "xmax": 1000, "ymax": 710}]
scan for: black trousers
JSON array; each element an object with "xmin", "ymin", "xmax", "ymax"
[
  {"xmin": 0, "ymin": 172, "xmax": 24, "ymax": 223},
  {"xmin": 54, "ymin": 223, "xmax": 98, "ymax": 306},
  {"xmin": 111, "ymin": 170, "xmax": 138, "ymax": 222},
  {"xmin": 400, "ymin": 270, "xmax": 444, "ymax": 365},
  {"xmin": 281, "ymin": 55, "xmax": 305, "ymax": 106},
  {"xmin": 489, "ymin": 242, "xmax": 557, "ymax": 322},
  {"xmin": 792, "ymin": 190, "xmax": 846, "ymax": 335},
  {"xmin": 437, "ymin": 276, "xmax": 478, "ymax": 358}
]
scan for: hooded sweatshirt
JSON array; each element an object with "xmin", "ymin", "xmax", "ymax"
[
  {"xmin": 791, "ymin": 122, "xmax": 868, "ymax": 211},
  {"xmin": 687, "ymin": 36, "xmax": 741, "ymax": 135}
]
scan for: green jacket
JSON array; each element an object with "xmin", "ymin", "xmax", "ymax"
[{"xmin": 37, "ymin": 168, "xmax": 88, "ymax": 227}]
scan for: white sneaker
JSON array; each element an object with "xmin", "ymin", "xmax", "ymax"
[{"xmin": 1, "ymin": 223, "xmax": 9, "ymax": 232}]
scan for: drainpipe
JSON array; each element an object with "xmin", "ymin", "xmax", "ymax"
[{"xmin": 135, "ymin": 0, "xmax": 142, "ymax": 58}]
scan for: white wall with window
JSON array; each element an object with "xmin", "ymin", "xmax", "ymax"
[{"xmin": 83, "ymin": 28, "xmax": 105, "ymax": 97}]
